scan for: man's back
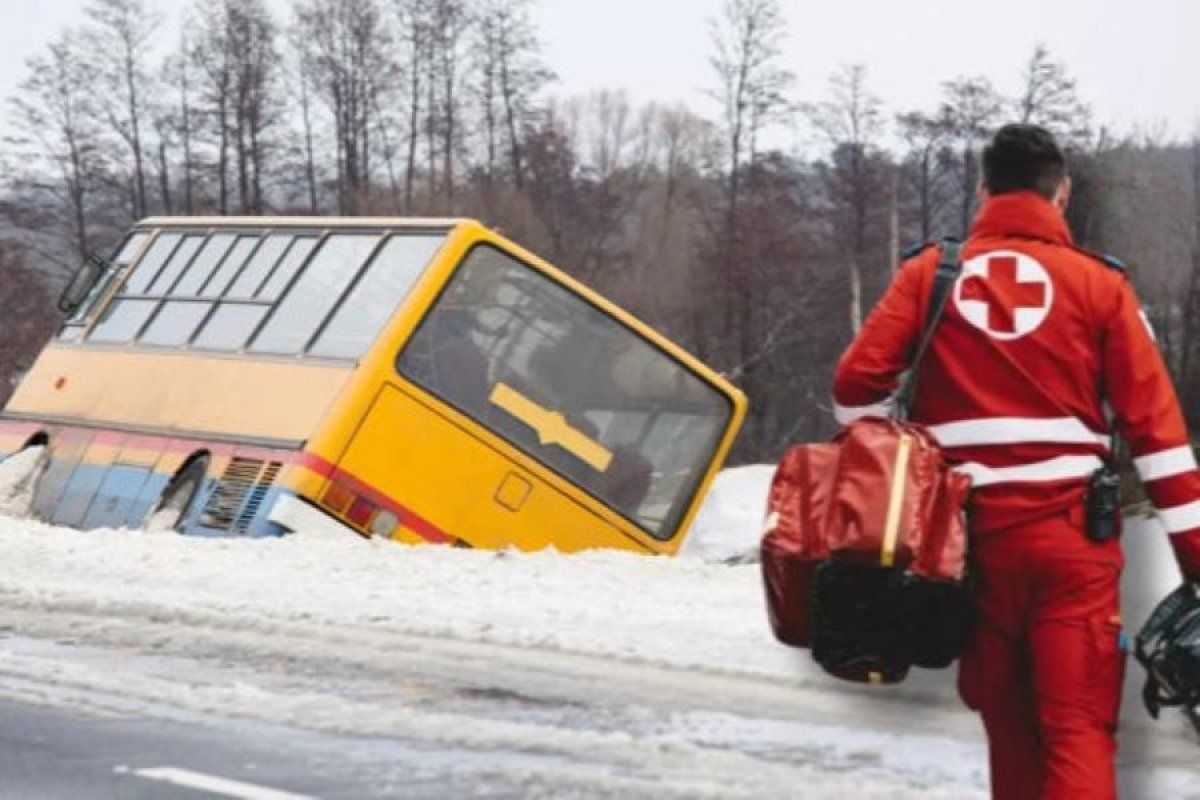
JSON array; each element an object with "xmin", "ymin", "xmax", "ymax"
[{"xmin": 834, "ymin": 190, "xmax": 1200, "ymax": 558}]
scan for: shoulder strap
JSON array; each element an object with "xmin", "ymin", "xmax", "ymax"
[{"xmin": 894, "ymin": 238, "xmax": 963, "ymax": 422}]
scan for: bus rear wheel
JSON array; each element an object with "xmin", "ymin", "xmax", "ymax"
[{"xmin": 144, "ymin": 455, "xmax": 208, "ymax": 533}]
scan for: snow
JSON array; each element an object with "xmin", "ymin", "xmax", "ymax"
[
  {"xmin": 679, "ymin": 464, "xmax": 773, "ymax": 563},
  {"xmin": 0, "ymin": 463, "xmax": 1195, "ymax": 797},
  {"xmin": 0, "ymin": 444, "xmax": 45, "ymax": 518}
]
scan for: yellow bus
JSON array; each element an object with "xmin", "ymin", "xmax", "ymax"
[{"xmin": 0, "ymin": 218, "xmax": 746, "ymax": 554}]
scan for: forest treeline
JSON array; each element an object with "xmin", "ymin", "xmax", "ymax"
[{"xmin": 1, "ymin": 0, "xmax": 1198, "ymax": 461}]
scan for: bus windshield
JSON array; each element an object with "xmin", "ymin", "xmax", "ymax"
[
  {"xmin": 397, "ymin": 245, "xmax": 732, "ymax": 540},
  {"xmin": 76, "ymin": 227, "xmax": 446, "ymax": 360}
]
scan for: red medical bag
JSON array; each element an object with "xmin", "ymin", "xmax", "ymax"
[{"xmin": 760, "ymin": 240, "xmax": 972, "ymax": 683}]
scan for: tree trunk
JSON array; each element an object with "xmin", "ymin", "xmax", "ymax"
[
  {"xmin": 217, "ymin": 92, "xmax": 229, "ymax": 214},
  {"xmin": 124, "ymin": 49, "xmax": 147, "ymax": 217},
  {"xmin": 300, "ymin": 67, "xmax": 318, "ymax": 213},
  {"xmin": 157, "ymin": 138, "xmax": 172, "ymax": 214},
  {"xmin": 849, "ymin": 256, "xmax": 863, "ymax": 333},
  {"xmin": 960, "ymin": 144, "xmax": 973, "ymax": 237},
  {"xmin": 181, "ymin": 63, "xmax": 194, "ymax": 214},
  {"xmin": 500, "ymin": 58, "xmax": 522, "ymax": 189}
]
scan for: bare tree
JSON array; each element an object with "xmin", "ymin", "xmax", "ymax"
[
  {"xmin": 226, "ymin": 0, "xmax": 280, "ymax": 213},
  {"xmin": 707, "ymin": 0, "xmax": 792, "ymax": 222},
  {"xmin": 896, "ymin": 109, "xmax": 954, "ymax": 242},
  {"xmin": 191, "ymin": 0, "xmax": 235, "ymax": 213},
  {"xmin": 1017, "ymin": 43, "xmax": 1092, "ymax": 148},
  {"xmin": 810, "ymin": 64, "xmax": 886, "ymax": 332},
  {"xmin": 7, "ymin": 32, "xmax": 106, "ymax": 265},
  {"xmin": 474, "ymin": 0, "xmax": 552, "ymax": 191},
  {"xmin": 83, "ymin": 0, "xmax": 161, "ymax": 219},
  {"xmin": 162, "ymin": 31, "xmax": 197, "ymax": 214},
  {"xmin": 394, "ymin": 0, "xmax": 431, "ymax": 210},
  {"xmin": 294, "ymin": 0, "xmax": 391, "ymax": 213},
  {"xmin": 940, "ymin": 76, "xmax": 1003, "ymax": 236},
  {"xmin": 425, "ymin": 0, "xmax": 470, "ymax": 207},
  {"xmin": 706, "ymin": 0, "xmax": 793, "ymax": 369}
]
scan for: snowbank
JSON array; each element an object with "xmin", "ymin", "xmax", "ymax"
[
  {"xmin": 0, "ymin": 514, "xmax": 804, "ymax": 682},
  {"xmin": 680, "ymin": 464, "xmax": 773, "ymax": 562}
]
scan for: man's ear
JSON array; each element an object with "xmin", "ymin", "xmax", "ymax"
[
  {"xmin": 976, "ymin": 181, "xmax": 990, "ymax": 204},
  {"xmin": 1053, "ymin": 176, "xmax": 1072, "ymax": 213}
]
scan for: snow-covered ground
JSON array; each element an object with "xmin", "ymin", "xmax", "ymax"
[{"xmin": 0, "ymin": 466, "xmax": 1196, "ymax": 798}]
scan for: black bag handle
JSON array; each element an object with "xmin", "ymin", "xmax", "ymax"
[{"xmin": 894, "ymin": 239, "xmax": 963, "ymax": 422}]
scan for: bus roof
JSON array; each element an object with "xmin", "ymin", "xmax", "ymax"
[{"xmin": 136, "ymin": 216, "xmax": 472, "ymax": 229}]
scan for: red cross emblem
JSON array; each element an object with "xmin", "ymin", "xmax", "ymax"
[{"xmin": 954, "ymin": 251, "xmax": 1054, "ymax": 340}]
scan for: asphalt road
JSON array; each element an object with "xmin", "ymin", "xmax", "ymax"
[
  {"xmin": 0, "ymin": 626, "xmax": 984, "ymax": 800},
  {"xmin": 0, "ymin": 694, "xmax": 499, "ymax": 800}
]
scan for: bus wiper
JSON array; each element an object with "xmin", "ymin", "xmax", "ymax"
[{"xmin": 488, "ymin": 383, "xmax": 613, "ymax": 472}]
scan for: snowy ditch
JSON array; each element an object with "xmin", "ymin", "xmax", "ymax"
[{"xmin": 0, "ymin": 464, "xmax": 1196, "ymax": 797}]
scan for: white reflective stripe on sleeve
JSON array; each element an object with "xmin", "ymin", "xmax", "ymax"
[
  {"xmin": 954, "ymin": 455, "xmax": 1104, "ymax": 488},
  {"xmin": 1157, "ymin": 500, "xmax": 1200, "ymax": 535},
  {"xmin": 927, "ymin": 417, "xmax": 1110, "ymax": 449},
  {"xmin": 833, "ymin": 399, "xmax": 893, "ymax": 425},
  {"xmin": 1134, "ymin": 445, "xmax": 1198, "ymax": 483}
]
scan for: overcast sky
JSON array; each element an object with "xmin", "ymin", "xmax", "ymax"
[{"xmin": 2, "ymin": 0, "xmax": 1196, "ymax": 147}]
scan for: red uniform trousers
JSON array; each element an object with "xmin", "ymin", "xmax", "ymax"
[{"xmin": 957, "ymin": 507, "xmax": 1127, "ymax": 800}]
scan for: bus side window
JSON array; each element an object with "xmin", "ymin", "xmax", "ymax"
[
  {"xmin": 123, "ymin": 234, "xmax": 183, "ymax": 294},
  {"xmin": 171, "ymin": 233, "xmax": 239, "ymax": 295},
  {"xmin": 225, "ymin": 236, "xmax": 291, "ymax": 298},
  {"xmin": 88, "ymin": 299, "xmax": 158, "ymax": 343},
  {"xmin": 145, "ymin": 235, "xmax": 204, "ymax": 294},
  {"xmin": 201, "ymin": 236, "xmax": 267, "ymax": 297},
  {"xmin": 250, "ymin": 235, "xmax": 380, "ymax": 355},
  {"xmin": 309, "ymin": 235, "xmax": 444, "ymax": 359}
]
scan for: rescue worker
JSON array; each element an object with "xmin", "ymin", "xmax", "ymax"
[{"xmin": 831, "ymin": 123, "xmax": 1200, "ymax": 799}]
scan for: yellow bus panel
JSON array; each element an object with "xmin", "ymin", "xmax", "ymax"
[{"xmin": 9, "ymin": 345, "xmax": 353, "ymax": 444}]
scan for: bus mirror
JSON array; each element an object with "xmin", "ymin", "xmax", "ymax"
[{"xmin": 57, "ymin": 252, "xmax": 110, "ymax": 315}]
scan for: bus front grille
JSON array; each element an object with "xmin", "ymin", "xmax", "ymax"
[{"xmin": 201, "ymin": 457, "xmax": 281, "ymax": 533}]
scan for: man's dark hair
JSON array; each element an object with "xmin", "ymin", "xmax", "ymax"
[{"xmin": 982, "ymin": 124, "xmax": 1067, "ymax": 199}]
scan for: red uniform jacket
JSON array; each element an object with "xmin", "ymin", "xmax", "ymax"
[{"xmin": 833, "ymin": 191, "xmax": 1200, "ymax": 579}]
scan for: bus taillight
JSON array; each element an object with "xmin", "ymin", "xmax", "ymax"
[{"xmin": 321, "ymin": 481, "xmax": 354, "ymax": 514}]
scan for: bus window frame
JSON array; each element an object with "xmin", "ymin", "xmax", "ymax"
[
  {"xmin": 81, "ymin": 225, "xmax": 445, "ymax": 362},
  {"xmin": 130, "ymin": 232, "xmax": 219, "ymax": 341},
  {"xmin": 57, "ymin": 230, "xmax": 152, "ymax": 340},
  {"xmin": 302, "ymin": 232, "xmax": 449, "ymax": 358},
  {"xmin": 392, "ymin": 239, "xmax": 737, "ymax": 543},
  {"xmin": 245, "ymin": 231, "xmax": 384, "ymax": 356},
  {"xmin": 183, "ymin": 235, "xmax": 274, "ymax": 347},
  {"xmin": 241, "ymin": 229, "xmax": 446, "ymax": 360},
  {"xmin": 62, "ymin": 223, "xmax": 462, "ymax": 353},
  {"xmin": 222, "ymin": 234, "xmax": 289, "ymax": 299}
]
